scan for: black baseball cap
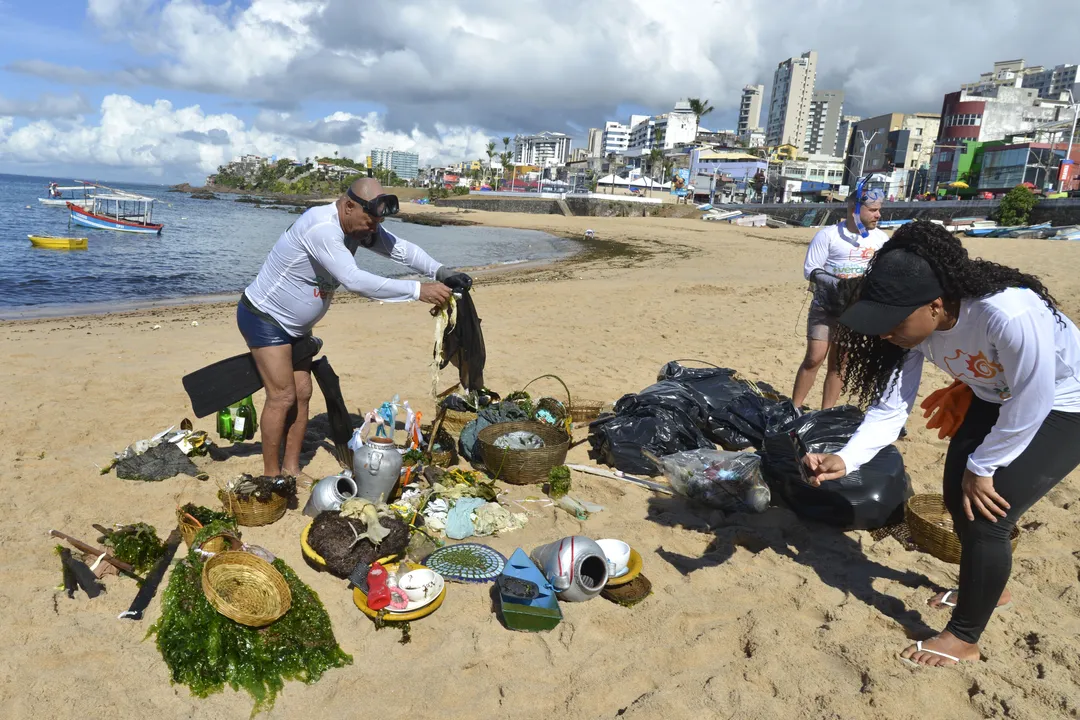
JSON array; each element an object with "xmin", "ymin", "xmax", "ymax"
[{"xmin": 838, "ymin": 248, "xmax": 944, "ymax": 336}]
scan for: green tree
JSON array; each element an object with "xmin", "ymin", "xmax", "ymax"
[
  {"xmin": 995, "ymin": 184, "xmax": 1039, "ymax": 226},
  {"xmin": 499, "ymin": 151, "xmax": 513, "ymax": 190},
  {"xmin": 687, "ymin": 97, "xmax": 715, "ymax": 131},
  {"xmin": 648, "ymin": 148, "xmax": 664, "ymax": 197},
  {"xmin": 485, "ymin": 141, "xmax": 496, "ymax": 187}
]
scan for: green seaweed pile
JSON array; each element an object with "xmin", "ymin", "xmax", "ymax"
[
  {"xmin": 149, "ymin": 544, "xmax": 352, "ymax": 715},
  {"xmin": 181, "ymin": 503, "xmax": 238, "ymax": 530},
  {"xmin": 99, "ymin": 523, "xmax": 167, "ymax": 575},
  {"xmin": 547, "ymin": 465, "xmax": 572, "ymax": 499}
]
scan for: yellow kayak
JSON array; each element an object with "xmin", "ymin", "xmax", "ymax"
[{"xmin": 28, "ymin": 234, "xmax": 88, "ymax": 250}]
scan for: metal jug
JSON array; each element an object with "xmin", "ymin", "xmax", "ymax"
[
  {"xmin": 530, "ymin": 536, "xmax": 610, "ymax": 602},
  {"xmin": 351, "ymin": 436, "xmax": 403, "ymax": 503},
  {"xmin": 302, "ymin": 474, "xmax": 358, "ymax": 518}
]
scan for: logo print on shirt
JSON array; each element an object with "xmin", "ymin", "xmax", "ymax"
[
  {"xmin": 944, "ymin": 349, "xmax": 1003, "ymax": 380},
  {"xmin": 848, "ymin": 246, "xmax": 876, "ymax": 262}
]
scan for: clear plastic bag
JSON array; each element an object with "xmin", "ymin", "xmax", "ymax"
[{"xmin": 645, "ymin": 449, "xmax": 770, "ymax": 513}]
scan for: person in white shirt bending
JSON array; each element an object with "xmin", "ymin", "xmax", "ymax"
[
  {"xmin": 793, "ymin": 185, "xmax": 887, "ymax": 408},
  {"xmin": 804, "ymin": 220, "xmax": 1080, "ymax": 668}
]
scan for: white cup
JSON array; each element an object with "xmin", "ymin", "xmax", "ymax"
[
  {"xmin": 399, "ymin": 568, "xmax": 438, "ymax": 602},
  {"xmin": 596, "ymin": 538, "xmax": 631, "ymax": 577}
]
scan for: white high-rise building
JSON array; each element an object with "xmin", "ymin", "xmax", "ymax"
[
  {"xmin": 369, "ymin": 148, "xmax": 420, "ymax": 180},
  {"xmin": 804, "ymin": 89, "xmax": 844, "ymax": 155},
  {"xmin": 627, "ymin": 103, "xmax": 698, "ymax": 152},
  {"xmin": 738, "ymin": 84, "xmax": 765, "ymax": 135},
  {"xmin": 601, "ymin": 120, "xmax": 631, "ymax": 155},
  {"xmin": 766, "ymin": 50, "xmax": 818, "ymax": 148},
  {"xmin": 513, "ymin": 132, "xmax": 572, "ymax": 166},
  {"xmin": 587, "ymin": 128, "xmax": 604, "ymax": 157}
]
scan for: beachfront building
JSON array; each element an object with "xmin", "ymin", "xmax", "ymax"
[
  {"xmin": 962, "ymin": 59, "xmax": 1079, "ymax": 100},
  {"xmin": 845, "ymin": 112, "xmax": 941, "ymax": 196},
  {"xmin": 513, "ymin": 132, "xmax": 572, "ymax": 167},
  {"xmin": 689, "ymin": 148, "xmax": 768, "ymax": 201},
  {"xmin": 601, "ymin": 119, "xmax": 639, "ymax": 156},
  {"xmin": 738, "ymin": 84, "xmax": 765, "ymax": 136},
  {"xmin": 766, "ymin": 50, "xmax": 818, "ymax": 148},
  {"xmin": 804, "ymin": 89, "xmax": 844, "ymax": 156},
  {"xmin": 931, "ymin": 85, "xmax": 1070, "ymax": 189},
  {"xmin": 835, "ymin": 115, "xmax": 861, "ymax": 159},
  {"xmin": 369, "ymin": 148, "xmax": 420, "ymax": 180},
  {"xmin": 587, "ymin": 128, "xmax": 604, "ymax": 157},
  {"xmin": 627, "ymin": 102, "xmax": 699, "ymax": 152}
]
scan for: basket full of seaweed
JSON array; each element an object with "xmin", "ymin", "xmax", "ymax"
[
  {"xmin": 305, "ymin": 499, "xmax": 411, "ymax": 578},
  {"xmin": 218, "ymin": 474, "xmax": 295, "ymax": 527},
  {"xmin": 177, "ymin": 504, "xmax": 238, "ymax": 547}
]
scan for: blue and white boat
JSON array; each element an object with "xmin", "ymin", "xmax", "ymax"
[{"xmin": 68, "ymin": 192, "xmax": 163, "ymax": 234}]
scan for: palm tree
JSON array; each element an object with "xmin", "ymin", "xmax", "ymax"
[
  {"xmin": 606, "ymin": 153, "xmax": 618, "ymax": 195},
  {"xmin": 648, "ymin": 148, "xmax": 664, "ymax": 197},
  {"xmin": 499, "ymin": 152, "xmax": 513, "ymax": 190},
  {"xmin": 687, "ymin": 97, "xmax": 715, "ymax": 133},
  {"xmin": 485, "ymin": 141, "xmax": 496, "ymax": 187}
]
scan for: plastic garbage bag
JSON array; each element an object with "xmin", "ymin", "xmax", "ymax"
[
  {"xmin": 657, "ymin": 362, "xmax": 791, "ymax": 450},
  {"xmin": 645, "ymin": 448, "xmax": 771, "ymax": 513},
  {"xmin": 556, "ymin": 495, "xmax": 604, "ymax": 520},
  {"xmin": 494, "ymin": 431, "xmax": 545, "ymax": 450},
  {"xmin": 760, "ymin": 406, "xmax": 912, "ymax": 530},
  {"xmin": 613, "ymin": 381, "xmax": 709, "ymax": 428},
  {"xmin": 588, "ymin": 405, "xmax": 714, "ymax": 475},
  {"xmin": 713, "ymin": 395, "xmax": 800, "ymax": 450}
]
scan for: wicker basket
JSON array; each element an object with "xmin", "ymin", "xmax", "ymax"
[
  {"xmin": 194, "ymin": 531, "xmax": 244, "ymax": 557},
  {"xmin": 569, "ymin": 400, "xmax": 605, "ymax": 424},
  {"xmin": 177, "ymin": 510, "xmax": 203, "ymax": 547},
  {"xmin": 905, "ymin": 493, "xmax": 1020, "ymax": 564},
  {"xmin": 201, "ymin": 550, "xmax": 291, "ymax": 627},
  {"xmin": 422, "ymin": 419, "xmax": 459, "ymax": 468},
  {"xmin": 218, "ymin": 490, "xmax": 287, "ymax": 527},
  {"xmin": 478, "ymin": 420, "xmax": 570, "ymax": 485}
]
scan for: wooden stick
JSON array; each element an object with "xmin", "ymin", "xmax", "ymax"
[{"xmin": 48, "ymin": 530, "xmax": 135, "ymax": 574}]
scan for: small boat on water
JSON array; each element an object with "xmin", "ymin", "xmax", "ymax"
[
  {"xmin": 68, "ymin": 191, "xmax": 163, "ymax": 234},
  {"xmin": 38, "ymin": 181, "xmax": 100, "ymax": 207},
  {"xmin": 28, "ymin": 234, "xmax": 88, "ymax": 250}
]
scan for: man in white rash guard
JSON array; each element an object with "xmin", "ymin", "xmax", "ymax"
[{"xmin": 236, "ymin": 177, "xmax": 472, "ymax": 483}]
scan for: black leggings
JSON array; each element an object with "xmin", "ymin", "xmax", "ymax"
[{"xmin": 942, "ymin": 396, "xmax": 1080, "ymax": 644}]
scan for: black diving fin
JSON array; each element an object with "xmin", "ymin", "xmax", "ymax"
[{"xmin": 182, "ymin": 335, "xmax": 323, "ymax": 418}]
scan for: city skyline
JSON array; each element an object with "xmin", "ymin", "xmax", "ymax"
[{"xmin": 2, "ymin": 0, "xmax": 1079, "ymax": 183}]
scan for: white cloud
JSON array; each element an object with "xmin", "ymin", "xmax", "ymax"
[
  {"xmin": 0, "ymin": 94, "xmax": 495, "ymax": 182},
  {"xmin": 67, "ymin": 0, "xmax": 1080, "ymax": 131},
  {"xmin": 0, "ymin": 93, "xmax": 91, "ymax": 119}
]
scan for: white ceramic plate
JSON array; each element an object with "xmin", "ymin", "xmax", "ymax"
[{"xmin": 388, "ymin": 573, "xmax": 445, "ymax": 614}]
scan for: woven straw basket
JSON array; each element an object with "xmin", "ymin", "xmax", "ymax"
[
  {"xmin": 218, "ymin": 490, "xmax": 287, "ymax": 527},
  {"xmin": 906, "ymin": 493, "xmax": 1020, "ymax": 564},
  {"xmin": 478, "ymin": 420, "xmax": 569, "ymax": 485},
  {"xmin": 201, "ymin": 551, "xmax": 291, "ymax": 627},
  {"xmin": 177, "ymin": 510, "xmax": 203, "ymax": 547}
]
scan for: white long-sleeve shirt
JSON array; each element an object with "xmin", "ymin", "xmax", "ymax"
[
  {"xmin": 836, "ymin": 288, "xmax": 1080, "ymax": 477},
  {"xmin": 244, "ymin": 203, "xmax": 443, "ymax": 337},
  {"xmin": 803, "ymin": 222, "xmax": 889, "ymax": 281}
]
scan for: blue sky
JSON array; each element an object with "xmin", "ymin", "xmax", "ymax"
[{"xmin": 2, "ymin": 0, "xmax": 1078, "ymax": 183}]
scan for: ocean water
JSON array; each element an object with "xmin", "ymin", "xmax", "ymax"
[{"xmin": 0, "ymin": 173, "xmax": 575, "ymax": 316}]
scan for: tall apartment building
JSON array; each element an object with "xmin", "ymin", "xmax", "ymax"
[
  {"xmin": 369, "ymin": 148, "xmax": 420, "ymax": 180},
  {"xmin": 1022, "ymin": 63, "xmax": 1079, "ymax": 99},
  {"xmin": 513, "ymin": 132, "xmax": 572, "ymax": 166},
  {"xmin": 586, "ymin": 128, "xmax": 604, "ymax": 157},
  {"xmin": 601, "ymin": 119, "xmax": 637, "ymax": 156},
  {"xmin": 835, "ymin": 115, "xmax": 861, "ymax": 158},
  {"xmin": 738, "ymin": 84, "xmax": 765, "ymax": 135},
  {"xmin": 804, "ymin": 89, "xmax": 844, "ymax": 155},
  {"xmin": 845, "ymin": 112, "xmax": 940, "ymax": 182},
  {"xmin": 766, "ymin": 50, "xmax": 818, "ymax": 148}
]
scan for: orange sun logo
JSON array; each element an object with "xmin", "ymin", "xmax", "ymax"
[{"xmin": 965, "ymin": 351, "xmax": 1003, "ymax": 379}]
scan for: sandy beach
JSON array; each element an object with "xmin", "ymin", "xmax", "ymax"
[{"xmin": 3, "ymin": 206, "xmax": 1079, "ymax": 720}]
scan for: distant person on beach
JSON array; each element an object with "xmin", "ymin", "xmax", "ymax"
[
  {"xmin": 803, "ymin": 220, "xmax": 1080, "ymax": 667},
  {"xmin": 237, "ymin": 177, "xmax": 472, "ymax": 484},
  {"xmin": 792, "ymin": 182, "xmax": 886, "ymax": 408}
]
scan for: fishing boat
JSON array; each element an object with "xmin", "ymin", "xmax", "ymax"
[
  {"xmin": 68, "ymin": 191, "xmax": 163, "ymax": 234},
  {"xmin": 28, "ymin": 234, "xmax": 88, "ymax": 250},
  {"xmin": 38, "ymin": 181, "xmax": 100, "ymax": 207}
]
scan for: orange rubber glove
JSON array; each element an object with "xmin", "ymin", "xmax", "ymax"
[{"xmin": 920, "ymin": 380, "xmax": 974, "ymax": 440}]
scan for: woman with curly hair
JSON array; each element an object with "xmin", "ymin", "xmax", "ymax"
[{"xmin": 803, "ymin": 220, "xmax": 1080, "ymax": 667}]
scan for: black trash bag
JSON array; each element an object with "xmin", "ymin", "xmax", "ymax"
[
  {"xmin": 613, "ymin": 381, "xmax": 709, "ymax": 428},
  {"xmin": 714, "ymin": 395, "xmax": 800, "ymax": 450},
  {"xmin": 760, "ymin": 406, "xmax": 912, "ymax": 530},
  {"xmin": 115, "ymin": 442, "xmax": 200, "ymax": 482},
  {"xmin": 438, "ymin": 290, "xmax": 486, "ymax": 394},
  {"xmin": 458, "ymin": 401, "xmax": 530, "ymax": 463},
  {"xmin": 657, "ymin": 362, "xmax": 791, "ymax": 449},
  {"xmin": 588, "ymin": 406, "xmax": 714, "ymax": 475}
]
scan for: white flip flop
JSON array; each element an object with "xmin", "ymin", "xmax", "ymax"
[
  {"xmin": 929, "ymin": 589, "xmax": 1012, "ymax": 611},
  {"xmin": 899, "ymin": 640, "xmax": 963, "ymax": 668}
]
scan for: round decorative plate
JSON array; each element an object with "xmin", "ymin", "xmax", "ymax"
[
  {"xmin": 423, "ymin": 543, "xmax": 506, "ymax": 583},
  {"xmin": 352, "ymin": 561, "xmax": 445, "ymax": 622}
]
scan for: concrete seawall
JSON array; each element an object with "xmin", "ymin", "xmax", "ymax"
[
  {"xmin": 713, "ymin": 198, "xmax": 1080, "ymax": 227},
  {"xmin": 435, "ymin": 196, "xmax": 665, "ymax": 217}
]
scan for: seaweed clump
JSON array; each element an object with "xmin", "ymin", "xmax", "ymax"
[
  {"xmin": 149, "ymin": 554, "xmax": 351, "ymax": 715},
  {"xmin": 180, "ymin": 503, "xmax": 238, "ymax": 530},
  {"xmin": 307, "ymin": 511, "xmax": 410, "ymax": 578},
  {"xmin": 98, "ymin": 523, "xmax": 167, "ymax": 574}
]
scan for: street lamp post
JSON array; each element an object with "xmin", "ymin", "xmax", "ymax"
[{"xmin": 857, "ymin": 130, "xmax": 880, "ymax": 179}]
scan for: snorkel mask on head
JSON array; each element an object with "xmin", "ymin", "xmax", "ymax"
[{"xmin": 851, "ymin": 174, "xmax": 885, "ymax": 238}]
